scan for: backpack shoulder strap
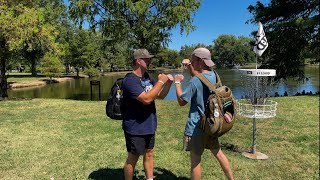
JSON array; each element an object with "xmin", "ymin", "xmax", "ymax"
[
  {"xmin": 123, "ymin": 72, "xmax": 144, "ymax": 89},
  {"xmin": 196, "ymin": 71, "xmax": 222, "ymax": 91},
  {"xmin": 124, "ymin": 72, "xmax": 140, "ymax": 82},
  {"xmin": 196, "ymin": 73, "xmax": 218, "ymax": 91},
  {"xmin": 212, "ymin": 69, "xmax": 223, "ymax": 87},
  {"xmin": 124, "ymin": 72, "xmax": 135, "ymax": 78}
]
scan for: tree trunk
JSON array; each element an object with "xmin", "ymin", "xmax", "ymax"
[
  {"xmin": 65, "ymin": 64, "xmax": 70, "ymax": 75},
  {"xmin": 31, "ymin": 57, "xmax": 37, "ymax": 76},
  {"xmin": 0, "ymin": 58, "xmax": 8, "ymax": 98},
  {"xmin": 76, "ymin": 68, "xmax": 79, "ymax": 78},
  {"xmin": 140, "ymin": 37, "xmax": 147, "ymax": 49}
]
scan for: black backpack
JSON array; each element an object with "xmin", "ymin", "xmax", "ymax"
[{"xmin": 106, "ymin": 73, "xmax": 139, "ymax": 120}]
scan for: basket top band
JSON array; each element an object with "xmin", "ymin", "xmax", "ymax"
[{"xmin": 239, "ymin": 69, "xmax": 276, "ymax": 77}]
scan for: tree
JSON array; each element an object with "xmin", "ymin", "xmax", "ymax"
[
  {"xmin": 101, "ymin": 39, "xmax": 131, "ymax": 72},
  {"xmin": 235, "ymin": 36, "xmax": 256, "ymax": 65},
  {"xmin": 69, "ymin": 0, "xmax": 202, "ymax": 53},
  {"xmin": 154, "ymin": 48, "xmax": 179, "ymax": 67},
  {"xmin": 19, "ymin": 0, "xmax": 67, "ymax": 76},
  {"xmin": 212, "ymin": 35, "xmax": 254, "ymax": 67},
  {"xmin": 0, "ymin": 1, "xmax": 44, "ymax": 98},
  {"xmin": 40, "ymin": 53, "xmax": 64, "ymax": 82},
  {"xmin": 213, "ymin": 35, "xmax": 237, "ymax": 67},
  {"xmin": 68, "ymin": 29, "xmax": 101, "ymax": 78},
  {"xmin": 179, "ymin": 43, "xmax": 207, "ymax": 60},
  {"xmin": 248, "ymin": 0, "xmax": 319, "ymax": 80},
  {"xmin": 0, "ymin": 0, "xmax": 66, "ymax": 98}
]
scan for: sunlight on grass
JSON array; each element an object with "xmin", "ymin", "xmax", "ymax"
[{"xmin": 0, "ymin": 96, "xmax": 319, "ymax": 179}]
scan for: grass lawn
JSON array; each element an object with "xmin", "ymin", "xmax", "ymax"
[
  {"xmin": 7, "ymin": 76, "xmax": 48, "ymax": 83},
  {"xmin": 0, "ymin": 96, "xmax": 319, "ymax": 179}
]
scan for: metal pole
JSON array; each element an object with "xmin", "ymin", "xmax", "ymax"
[
  {"xmin": 98, "ymin": 81, "xmax": 101, "ymax": 101},
  {"xmin": 90, "ymin": 81, "xmax": 93, "ymax": 101},
  {"xmin": 252, "ymin": 115, "xmax": 257, "ymax": 154},
  {"xmin": 252, "ymin": 54, "xmax": 258, "ymax": 154}
]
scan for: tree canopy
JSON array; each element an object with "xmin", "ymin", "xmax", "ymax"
[
  {"xmin": 248, "ymin": 0, "xmax": 319, "ymax": 80},
  {"xmin": 212, "ymin": 35, "xmax": 255, "ymax": 67},
  {"xmin": 67, "ymin": 29, "xmax": 101, "ymax": 77},
  {"xmin": 2, "ymin": 0, "xmax": 319, "ymax": 99},
  {"xmin": 69, "ymin": 0, "xmax": 202, "ymax": 52},
  {"xmin": 0, "ymin": 0, "xmax": 66, "ymax": 98}
]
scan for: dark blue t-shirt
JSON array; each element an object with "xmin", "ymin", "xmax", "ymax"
[{"xmin": 122, "ymin": 73, "xmax": 157, "ymax": 135}]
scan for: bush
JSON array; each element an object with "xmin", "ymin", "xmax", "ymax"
[
  {"xmin": 40, "ymin": 53, "xmax": 64, "ymax": 80},
  {"xmin": 84, "ymin": 67, "xmax": 100, "ymax": 77}
]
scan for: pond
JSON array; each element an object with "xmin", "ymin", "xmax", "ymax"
[{"xmin": 8, "ymin": 65, "xmax": 319, "ymax": 101}]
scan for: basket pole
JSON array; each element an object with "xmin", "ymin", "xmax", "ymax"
[
  {"xmin": 242, "ymin": 55, "xmax": 269, "ymax": 160},
  {"xmin": 252, "ymin": 56, "xmax": 258, "ymax": 154},
  {"xmin": 252, "ymin": 112, "xmax": 257, "ymax": 154}
]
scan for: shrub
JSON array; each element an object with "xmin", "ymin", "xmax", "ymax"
[
  {"xmin": 40, "ymin": 53, "xmax": 63, "ymax": 81},
  {"xmin": 83, "ymin": 67, "xmax": 100, "ymax": 77}
]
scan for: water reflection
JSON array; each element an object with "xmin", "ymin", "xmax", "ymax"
[{"xmin": 8, "ymin": 66, "xmax": 319, "ymax": 101}]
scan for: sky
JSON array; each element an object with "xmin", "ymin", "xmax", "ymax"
[
  {"xmin": 64, "ymin": 0, "xmax": 270, "ymax": 51},
  {"xmin": 168, "ymin": 0, "xmax": 270, "ymax": 51}
]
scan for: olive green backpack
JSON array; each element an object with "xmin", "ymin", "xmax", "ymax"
[{"xmin": 196, "ymin": 70, "xmax": 237, "ymax": 137}]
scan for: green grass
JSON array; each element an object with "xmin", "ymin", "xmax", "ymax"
[
  {"xmin": 7, "ymin": 77, "xmax": 48, "ymax": 83},
  {"xmin": 0, "ymin": 96, "xmax": 319, "ymax": 179}
]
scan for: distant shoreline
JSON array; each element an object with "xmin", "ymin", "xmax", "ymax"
[
  {"xmin": 7, "ymin": 64, "xmax": 318, "ymax": 89},
  {"xmin": 8, "ymin": 77, "xmax": 74, "ymax": 89}
]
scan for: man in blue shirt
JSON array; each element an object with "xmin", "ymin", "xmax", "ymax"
[
  {"xmin": 174, "ymin": 48, "xmax": 234, "ymax": 180},
  {"xmin": 122, "ymin": 48, "xmax": 173, "ymax": 180}
]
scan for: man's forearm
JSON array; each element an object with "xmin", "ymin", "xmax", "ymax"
[
  {"xmin": 175, "ymin": 83, "xmax": 186, "ymax": 106},
  {"xmin": 137, "ymin": 81, "xmax": 165, "ymax": 104},
  {"xmin": 158, "ymin": 81, "xmax": 173, "ymax": 99}
]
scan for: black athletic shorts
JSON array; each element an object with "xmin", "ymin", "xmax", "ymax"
[{"xmin": 124, "ymin": 132, "xmax": 155, "ymax": 155}]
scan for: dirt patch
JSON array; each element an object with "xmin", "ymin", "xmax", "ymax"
[
  {"xmin": 158, "ymin": 69, "xmax": 184, "ymax": 73},
  {"xmin": 103, "ymin": 69, "xmax": 184, "ymax": 76},
  {"xmin": 0, "ymin": 97, "xmax": 33, "ymax": 101},
  {"xmin": 103, "ymin": 71, "xmax": 130, "ymax": 76},
  {"xmin": 9, "ymin": 77, "xmax": 74, "ymax": 89},
  {"xmin": 46, "ymin": 77, "xmax": 74, "ymax": 83}
]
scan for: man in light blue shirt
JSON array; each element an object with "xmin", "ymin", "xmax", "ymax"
[{"xmin": 174, "ymin": 47, "xmax": 234, "ymax": 180}]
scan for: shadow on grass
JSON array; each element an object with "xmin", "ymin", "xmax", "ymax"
[
  {"xmin": 88, "ymin": 167, "xmax": 189, "ymax": 180},
  {"xmin": 220, "ymin": 142, "xmax": 242, "ymax": 153}
]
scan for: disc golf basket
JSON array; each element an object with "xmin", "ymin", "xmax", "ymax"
[{"xmin": 237, "ymin": 69, "xmax": 278, "ymax": 159}]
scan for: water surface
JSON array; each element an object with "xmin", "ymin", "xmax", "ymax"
[{"xmin": 8, "ymin": 66, "xmax": 319, "ymax": 101}]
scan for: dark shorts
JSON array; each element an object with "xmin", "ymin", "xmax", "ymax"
[
  {"xmin": 183, "ymin": 135, "xmax": 220, "ymax": 155},
  {"xmin": 124, "ymin": 132, "xmax": 155, "ymax": 155}
]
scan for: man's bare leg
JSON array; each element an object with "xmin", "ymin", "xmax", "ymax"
[
  {"xmin": 143, "ymin": 149, "xmax": 154, "ymax": 179},
  {"xmin": 124, "ymin": 152, "xmax": 140, "ymax": 180},
  {"xmin": 211, "ymin": 148, "xmax": 234, "ymax": 180},
  {"xmin": 190, "ymin": 151, "xmax": 201, "ymax": 180}
]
